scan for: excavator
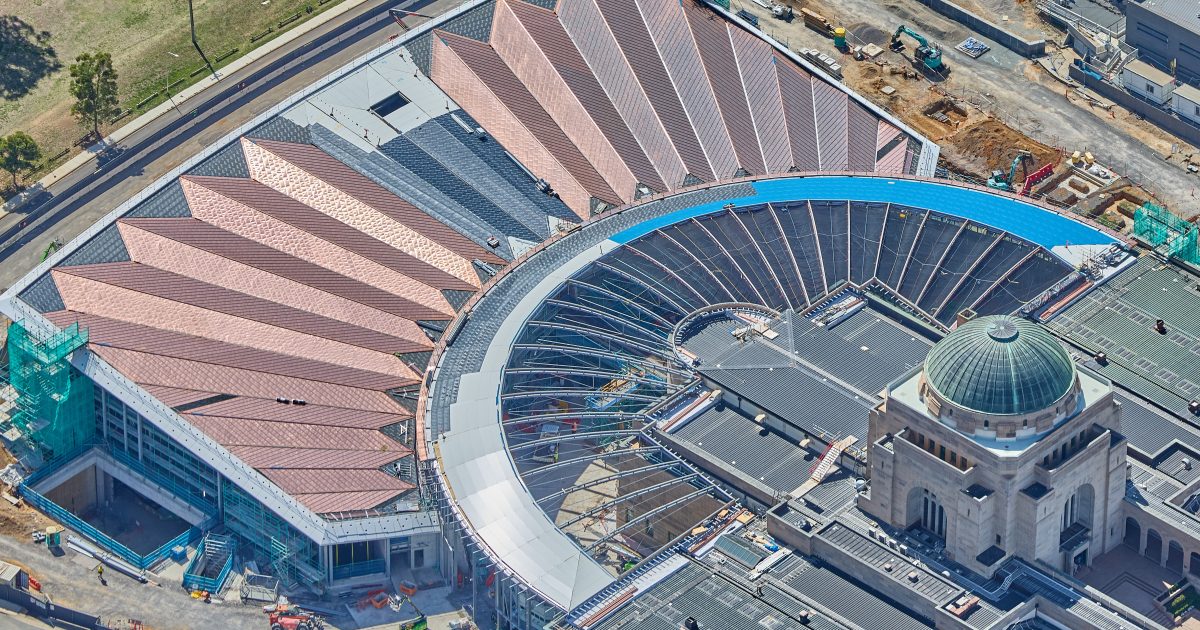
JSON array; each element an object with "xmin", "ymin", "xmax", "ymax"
[
  {"xmin": 987, "ymin": 151, "xmax": 1033, "ymax": 192},
  {"xmin": 890, "ymin": 25, "xmax": 947, "ymax": 73}
]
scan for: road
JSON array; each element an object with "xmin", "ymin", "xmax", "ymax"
[{"xmin": 0, "ymin": 0, "xmax": 459, "ymax": 292}]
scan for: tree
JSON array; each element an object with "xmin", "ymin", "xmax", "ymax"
[
  {"xmin": 68, "ymin": 52, "xmax": 119, "ymax": 138},
  {"xmin": 0, "ymin": 132, "xmax": 41, "ymax": 189}
]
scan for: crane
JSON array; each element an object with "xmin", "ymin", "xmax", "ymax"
[
  {"xmin": 987, "ymin": 151, "xmax": 1033, "ymax": 192},
  {"xmin": 890, "ymin": 25, "xmax": 946, "ymax": 72}
]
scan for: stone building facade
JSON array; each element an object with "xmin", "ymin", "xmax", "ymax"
[{"xmin": 858, "ymin": 316, "xmax": 1127, "ymax": 577}]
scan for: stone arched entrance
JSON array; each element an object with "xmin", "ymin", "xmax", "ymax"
[
  {"xmin": 1146, "ymin": 528, "xmax": 1163, "ymax": 563},
  {"xmin": 1168, "ymin": 541, "xmax": 1185, "ymax": 574},
  {"xmin": 1124, "ymin": 517, "xmax": 1141, "ymax": 549}
]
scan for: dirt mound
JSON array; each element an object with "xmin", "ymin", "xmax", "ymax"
[
  {"xmin": 944, "ymin": 119, "xmax": 1058, "ymax": 174},
  {"xmin": 849, "ymin": 22, "xmax": 889, "ymax": 46}
]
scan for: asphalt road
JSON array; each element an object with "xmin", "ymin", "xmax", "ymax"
[{"xmin": 0, "ymin": 0, "xmax": 450, "ymax": 292}]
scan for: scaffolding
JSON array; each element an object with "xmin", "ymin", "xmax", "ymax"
[
  {"xmin": 221, "ymin": 478, "xmax": 323, "ymax": 590},
  {"xmin": 5, "ymin": 320, "xmax": 93, "ymax": 458},
  {"xmin": 1134, "ymin": 202, "xmax": 1200, "ymax": 264}
]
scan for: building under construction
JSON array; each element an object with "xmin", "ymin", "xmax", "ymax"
[{"xmin": 3, "ymin": 0, "xmax": 1200, "ymax": 629}]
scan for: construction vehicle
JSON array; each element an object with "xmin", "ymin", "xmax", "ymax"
[
  {"xmin": 531, "ymin": 422, "xmax": 563, "ymax": 464},
  {"xmin": 40, "ymin": 238, "xmax": 62, "ymax": 262},
  {"xmin": 890, "ymin": 25, "xmax": 946, "ymax": 73},
  {"xmin": 987, "ymin": 151, "xmax": 1034, "ymax": 192},
  {"xmin": 264, "ymin": 603, "xmax": 325, "ymax": 630}
]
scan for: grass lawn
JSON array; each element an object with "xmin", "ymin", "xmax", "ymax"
[{"xmin": 0, "ymin": 0, "xmax": 349, "ymax": 193}]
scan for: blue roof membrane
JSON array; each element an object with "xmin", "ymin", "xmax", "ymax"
[{"xmin": 610, "ymin": 176, "xmax": 1117, "ymax": 250}]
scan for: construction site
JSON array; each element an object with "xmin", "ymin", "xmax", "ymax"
[{"xmin": 0, "ymin": 0, "xmax": 1197, "ymax": 628}]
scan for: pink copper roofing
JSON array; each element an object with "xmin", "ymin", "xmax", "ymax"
[
  {"xmin": 180, "ymin": 177, "xmax": 463, "ymax": 308},
  {"xmin": 52, "ymin": 269, "xmax": 417, "ymax": 380},
  {"xmin": 877, "ymin": 139, "xmax": 909, "ymax": 175},
  {"xmin": 639, "ymin": 0, "xmax": 739, "ymax": 179},
  {"xmin": 590, "ymin": 0, "xmax": 715, "ymax": 181},
  {"xmin": 187, "ymin": 397, "xmax": 407, "ymax": 430},
  {"xmin": 187, "ymin": 415, "xmax": 405, "ymax": 452},
  {"xmin": 430, "ymin": 34, "xmax": 593, "ymax": 216},
  {"xmin": 877, "ymin": 119, "xmax": 903, "ymax": 152},
  {"xmin": 245, "ymin": 139, "xmax": 506, "ymax": 267},
  {"xmin": 728, "ymin": 24, "xmax": 791, "ymax": 173},
  {"xmin": 811, "ymin": 80, "xmax": 849, "ymax": 171},
  {"xmin": 292, "ymin": 490, "xmax": 414, "ymax": 514},
  {"xmin": 118, "ymin": 220, "xmax": 442, "ymax": 338},
  {"xmin": 242, "ymin": 138, "xmax": 489, "ymax": 287},
  {"xmin": 773, "ymin": 53, "xmax": 820, "ymax": 171},
  {"xmin": 91, "ymin": 346, "xmax": 409, "ymax": 412},
  {"xmin": 45, "ymin": 311, "xmax": 408, "ymax": 392},
  {"xmin": 556, "ymin": 0, "xmax": 688, "ymax": 189},
  {"xmin": 261, "ymin": 468, "xmax": 413, "ymax": 496},
  {"xmin": 492, "ymin": 0, "xmax": 637, "ymax": 202},
  {"xmin": 846, "ymin": 100, "xmax": 879, "ymax": 172},
  {"xmin": 502, "ymin": 0, "xmax": 668, "ymax": 193},
  {"xmin": 53, "ymin": 263, "xmax": 427, "ymax": 358},
  {"xmin": 435, "ymin": 31, "xmax": 621, "ymax": 206},
  {"xmin": 227, "ymin": 446, "xmax": 405, "ymax": 470}
]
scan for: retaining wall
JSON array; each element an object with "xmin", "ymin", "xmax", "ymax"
[{"xmin": 915, "ymin": 0, "xmax": 1047, "ymax": 57}]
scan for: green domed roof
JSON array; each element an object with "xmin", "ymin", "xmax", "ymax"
[{"xmin": 924, "ymin": 316, "xmax": 1075, "ymax": 416}]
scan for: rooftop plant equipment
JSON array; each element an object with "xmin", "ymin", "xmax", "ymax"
[
  {"xmin": 6, "ymin": 320, "xmax": 92, "ymax": 458},
  {"xmin": 1134, "ymin": 202, "xmax": 1199, "ymax": 264}
]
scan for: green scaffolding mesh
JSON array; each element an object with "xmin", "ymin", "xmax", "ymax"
[
  {"xmin": 5, "ymin": 320, "xmax": 93, "ymax": 458},
  {"xmin": 1134, "ymin": 202, "xmax": 1200, "ymax": 264}
]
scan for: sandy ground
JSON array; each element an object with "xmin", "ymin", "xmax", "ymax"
[{"xmin": 738, "ymin": 0, "xmax": 1200, "ymax": 216}]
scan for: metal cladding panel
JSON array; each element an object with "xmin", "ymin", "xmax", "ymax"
[
  {"xmin": 182, "ymin": 176, "xmax": 470, "ymax": 297},
  {"xmin": 558, "ymin": 0, "xmax": 687, "ymax": 189},
  {"xmin": 704, "ymin": 211, "xmax": 784, "ymax": 308},
  {"xmin": 848, "ymin": 201, "xmax": 888, "ymax": 285},
  {"xmin": 90, "ymin": 345, "xmax": 406, "ymax": 413},
  {"xmin": 430, "ymin": 33, "xmax": 595, "ymax": 217},
  {"xmin": 877, "ymin": 119, "xmax": 902, "ymax": 151},
  {"xmin": 774, "ymin": 54, "xmax": 819, "ymax": 171},
  {"xmin": 492, "ymin": 0, "xmax": 637, "ymax": 202},
  {"xmin": 591, "ymin": 0, "xmax": 714, "ymax": 181},
  {"xmin": 247, "ymin": 138, "xmax": 507, "ymax": 267},
  {"xmin": 917, "ymin": 223, "xmax": 1001, "ymax": 313},
  {"xmin": 876, "ymin": 140, "xmax": 908, "ymax": 175},
  {"xmin": 293, "ymin": 490, "xmax": 410, "ymax": 514},
  {"xmin": 729, "ymin": 26, "xmax": 791, "ymax": 174},
  {"xmin": 262, "ymin": 469, "xmax": 413, "ymax": 496},
  {"xmin": 898, "ymin": 213, "xmax": 963, "ymax": 300},
  {"xmin": 227, "ymin": 446, "xmax": 404, "ymax": 470},
  {"xmin": 119, "ymin": 219, "xmax": 448, "ymax": 326},
  {"xmin": 846, "ymin": 100, "xmax": 879, "ymax": 172},
  {"xmin": 737, "ymin": 206, "xmax": 808, "ymax": 307},
  {"xmin": 436, "ymin": 31, "xmax": 621, "ymax": 205},
  {"xmin": 53, "ymin": 263, "xmax": 426, "ymax": 356},
  {"xmin": 140, "ymin": 385, "xmax": 219, "ymax": 409},
  {"xmin": 773, "ymin": 201, "xmax": 827, "ymax": 301},
  {"xmin": 640, "ymin": 0, "xmax": 739, "ymax": 179},
  {"xmin": 505, "ymin": 0, "xmax": 666, "ymax": 193},
  {"xmin": 179, "ymin": 397, "xmax": 407, "ymax": 430},
  {"xmin": 44, "ymin": 310, "xmax": 404, "ymax": 392},
  {"xmin": 187, "ymin": 415, "xmax": 404, "ymax": 451},
  {"xmin": 684, "ymin": 4, "xmax": 766, "ymax": 175},
  {"xmin": 812, "ymin": 80, "xmax": 849, "ymax": 171}
]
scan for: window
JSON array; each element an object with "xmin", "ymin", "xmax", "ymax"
[
  {"xmin": 1023, "ymin": 419, "xmax": 1028, "ymax": 427},
  {"xmin": 950, "ymin": 452, "xmax": 957, "ymax": 466},
  {"xmin": 939, "ymin": 445, "xmax": 946, "ymax": 460},
  {"xmin": 1147, "ymin": 83, "xmax": 1156, "ymax": 94},
  {"xmin": 1195, "ymin": 104, "xmax": 1199, "ymax": 116},
  {"xmin": 996, "ymin": 535, "xmax": 1002, "ymax": 545}
]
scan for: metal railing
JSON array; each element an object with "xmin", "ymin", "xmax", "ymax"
[
  {"xmin": 331, "ymin": 558, "xmax": 385, "ymax": 581},
  {"xmin": 183, "ymin": 534, "xmax": 236, "ymax": 592}
]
